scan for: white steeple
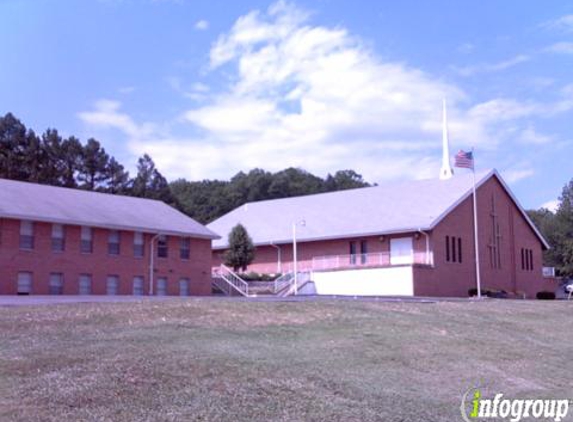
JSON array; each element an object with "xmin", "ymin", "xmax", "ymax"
[{"xmin": 439, "ymin": 98, "xmax": 454, "ymax": 180}]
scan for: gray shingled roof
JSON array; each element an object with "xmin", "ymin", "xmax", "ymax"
[
  {"xmin": 208, "ymin": 169, "xmax": 548, "ymax": 249},
  {"xmin": 0, "ymin": 178, "xmax": 219, "ymax": 239}
]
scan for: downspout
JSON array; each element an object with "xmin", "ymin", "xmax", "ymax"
[
  {"xmin": 149, "ymin": 233, "xmax": 162, "ymax": 296},
  {"xmin": 418, "ymin": 229, "xmax": 432, "ymax": 266},
  {"xmin": 270, "ymin": 242, "xmax": 282, "ymax": 273}
]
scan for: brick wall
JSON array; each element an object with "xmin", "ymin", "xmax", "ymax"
[
  {"xmin": 0, "ymin": 218, "xmax": 213, "ymax": 296},
  {"xmin": 413, "ymin": 176, "xmax": 551, "ymax": 298}
]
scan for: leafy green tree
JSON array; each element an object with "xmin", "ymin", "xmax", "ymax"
[
  {"xmin": 224, "ymin": 224, "xmax": 255, "ymax": 272},
  {"xmin": 325, "ymin": 169, "xmax": 370, "ymax": 191},
  {"xmin": 132, "ymin": 154, "xmax": 177, "ymax": 205},
  {"xmin": 78, "ymin": 138, "xmax": 110, "ymax": 190},
  {"xmin": 105, "ymin": 157, "xmax": 130, "ymax": 194},
  {"xmin": 0, "ymin": 113, "xmax": 32, "ymax": 180}
]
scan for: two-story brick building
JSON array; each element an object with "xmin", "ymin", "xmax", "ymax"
[{"xmin": 0, "ymin": 178, "xmax": 219, "ymax": 296}]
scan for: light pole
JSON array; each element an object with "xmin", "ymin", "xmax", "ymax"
[{"xmin": 292, "ymin": 219, "xmax": 305, "ymax": 295}]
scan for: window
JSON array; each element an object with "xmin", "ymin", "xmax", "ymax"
[
  {"xmin": 180, "ymin": 238, "xmax": 190, "ymax": 260},
  {"xmin": 79, "ymin": 274, "xmax": 92, "ymax": 295},
  {"xmin": 106, "ymin": 275, "xmax": 119, "ymax": 295},
  {"xmin": 17, "ymin": 272, "xmax": 32, "ymax": 295},
  {"xmin": 156, "ymin": 277, "xmax": 167, "ymax": 296},
  {"xmin": 360, "ymin": 240, "xmax": 368, "ymax": 264},
  {"xmin": 157, "ymin": 235, "xmax": 168, "ymax": 258},
  {"xmin": 19, "ymin": 220, "xmax": 34, "ymax": 250},
  {"xmin": 521, "ymin": 248, "xmax": 534, "ymax": 271},
  {"xmin": 446, "ymin": 236, "xmax": 463, "ymax": 264},
  {"xmin": 49, "ymin": 273, "xmax": 64, "ymax": 295},
  {"xmin": 108, "ymin": 230, "xmax": 120, "ymax": 255},
  {"xmin": 349, "ymin": 241, "xmax": 357, "ymax": 265},
  {"xmin": 133, "ymin": 276, "xmax": 144, "ymax": 296},
  {"xmin": 51, "ymin": 224, "xmax": 65, "ymax": 252},
  {"xmin": 445, "ymin": 236, "xmax": 450, "ymax": 262},
  {"xmin": 179, "ymin": 278, "xmax": 190, "ymax": 296},
  {"xmin": 81, "ymin": 227, "xmax": 93, "ymax": 253},
  {"xmin": 133, "ymin": 232, "xmax": 144, "ymax": 258}
]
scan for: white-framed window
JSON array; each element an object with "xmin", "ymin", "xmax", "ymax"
[
  {"xmin": 132, "ymin": 276, "xmax": 144, "ymax": 296},
  {"xmin": 49, "ymin": 273, "xmax": 64, "ymax": 295},
  {"xmin": 19, "ymin": 220, "xmax": 34, "ymax": 250},
  {"xmin": 51, "ymin": 224, "xmax": 65, "ymax": 252},
  {"xmin": 81, "ymin": 226, "xmax": 93, "ymax": 253},
  {"xmin": 156, "ymin": 277, "xmax": 167, "ymax": 296},
  {"xmin": 180, "ymin": 238, "xmax": 190, "ymax": 260},
  {"xmin": 108, "ymin": 230, "xmax": 120, "ymax": 255},
  {"xmin": 157, "ymin": 235, "xmax": 168, "ymax": 258},
  {"xmin": 17, "ymin": 272, "xmax": 32, "ymax": 295},
  {"xmin": 179, "ymin": 278, "xmax": 190, "ymax": 296},
  {"xmin": 106, "ymin": 275, "xmax": 119, "ymax": 295},
  {"xmin": 79, "ymin": 274, "xmax": 92, "ymax": 295},
  {"xmin": 133, "ymin": 232, "xmax": 144, "ymax": 258}
]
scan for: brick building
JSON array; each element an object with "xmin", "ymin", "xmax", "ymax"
[
  {"xmin": 209, "ymin": 169, "xmax": 553, "ymax": 298},
  {"xmin": 0, "ymin": 179, "xmax": 219, "ymax": 296}
]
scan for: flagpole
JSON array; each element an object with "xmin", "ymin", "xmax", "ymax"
[{"xmin": 471, "ymin": 147, "xmax": 482, "ymax": 299}]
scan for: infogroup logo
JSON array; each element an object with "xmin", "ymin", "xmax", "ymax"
[{"xmin": 460, "ymin": 388, "xmax": 570, "ymax": 422}]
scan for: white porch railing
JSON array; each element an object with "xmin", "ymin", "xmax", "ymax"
[
  {"xmin": 311, "ymin": 251, "xmax": 431, "ymax": 271},
  {"xmin": 212, "ymin": 265, "xmax": 251, "ymax": 297}
]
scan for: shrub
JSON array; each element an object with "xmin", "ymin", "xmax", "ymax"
[{"xmin": 536, "ymin": 291, "xmax": 556, "ymax": 300}]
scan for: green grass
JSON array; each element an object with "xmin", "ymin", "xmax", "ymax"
[{"xmin": 0, "ymin": 299, "xmax": 571, "ymax": 421}]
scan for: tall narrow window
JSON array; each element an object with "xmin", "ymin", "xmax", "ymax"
[
  {"xmin": 49, "ymin": 273, "xmax": 64, "ymax": 295},
  {"xmin": 349, "ymin": 241, "xmax": 357, "ymax": 265},
  {"xmin": 108, "ymin": 230, "xmax": 120, "ymax": 255},
  {"xmin": 17, "ymin": 272, "xmax": 32, "ymax": 295},
  {"xmin": 529, "ymin": 249, "xmax": 533, "ymax": 271},
  {"xmin": 133, "ymin": 232, "xmax": 144, "ymax": 258},
  {"xmin": 457, "ymin": 237, "xmax": 462, "ymax": 263},
  {"xmin": 452, "ymin": 236, "xmax": 457, "ymax": 262},
  {"xmin": 360, "ymin": 240, "xmax": 368, "ymax": 264},
  {"xmin": 157, "ymin": 235, "xmax": 168, "ymax": 258},
  {"xmin": 133, "ymin": 276, "xmax": 144, "ymax": 296},
  {"xmin": 180, "ymin": 238, "xmax": 190, "ymax": 260},
  {"xmin": 79, "ymin": 274, "xmax": 92, "ymax": 295},
  {"xmin": 51, "ymin": 224, "xmax": 65, "ymax": 252},
  {"xmin": 179, "ymin": 278, "xmax": 190, "ymax": 296},
  {"xmin": 106, "ymin": 275, "xmax": 119, "ymax": 295},
  {"xmin": 19, "ymin": 220, "xmax": 34, "ymax": 250},
  {"xmin": 156, "ymin": 277, "xmax": 167, "ymax": 296},
  {"xmin": 521, "ymin": 248, "xmax": 525, "ymax": 270},
  {"xmin": 445, "ymin": 236, "xmax": 450, "ymax": 262},
  {"xmin": 81, "ymin": 227, "xmax": 93, "ymax": 253}
]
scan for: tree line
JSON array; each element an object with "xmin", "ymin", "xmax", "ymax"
[
  {"xmin": 0, "ymin": 113, "xmax": 371, "ymax": 223},
  {"xmin": 528, "ymin": 180, "xmax": 573, "ymax": 278}
]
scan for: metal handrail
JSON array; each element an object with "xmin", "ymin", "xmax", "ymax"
[
  {"xmin": 311, "ymin": 251, "xmax": 430, "ymax": 271},
  {"xmin": 273, "ymin": 271, "xmax": 294, "ymax": 294},
  {"xmin": 215, "ymin": 265, "xmax": 250, "ymax": 296}
]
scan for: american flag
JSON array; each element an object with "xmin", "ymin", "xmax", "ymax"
[{"xmin": 454, "ymin": 150, "xmax": 474, "ymax": 169}]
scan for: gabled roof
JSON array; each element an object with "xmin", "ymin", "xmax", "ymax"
[
  {"xmin": 0, "ymin": 178, "xmax": 219, "ymax": 239},
  {"xmin": 208, "ymin": 169, "xmax": 549, "ymax": 249}
]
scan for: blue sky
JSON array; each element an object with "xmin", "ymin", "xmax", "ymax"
[{"xmin": 1, "ymin": 0, "xmax": 572, "ymax": 210}]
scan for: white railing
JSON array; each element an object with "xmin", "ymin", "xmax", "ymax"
[
  {"xmin": 277, "ymin": 271, "xmax": 312, "ymax": 297},
  {"xmin": 274, "ymin": 271, "xmax": 295, "ymax": 294},
  {"xmin": 311, "ymin": 251, "xmax": 431, "ymax": 271},
  {"xmin": 212, "ymin": 265, "xmax": 251, "ymax": 297}
]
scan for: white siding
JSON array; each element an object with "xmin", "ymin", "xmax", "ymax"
[{"xmin": 312, "ymin": 266, "xmax": 414, "ymax": 296}]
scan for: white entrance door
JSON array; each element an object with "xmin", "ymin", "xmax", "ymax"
[{"xmin": 390, "ymin": 237, "xmax": 414, "ymax": 265}]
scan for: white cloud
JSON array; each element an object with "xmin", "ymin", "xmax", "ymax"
[
  {"xmin": 78, "ymin": 2, "xmax": 572, "ymax": 183},
  {"xmin": 118, "ymin": 86, "xmax": 136, "ymax": 94},
  {"xmin": 453, "ymin": 54, "xmax": 531, "ymax": 77},
  {"xmin": 518, "ymin": 125, "xmax": 553, "ymax": 145},
  {"xmin": 541, "ymin": 199, "xmax": 559, "ymax": 212},
  {"xmin": 542, "ymin": 14, "xmax": 573, "ymax": 33},
  {"xmin": 194, "ymin": 20, "xmax": 209, "ymax": 31},
  {"xmin": 504, "ymin": 166, "xmax": 535, "ymax": 184},
  {"xmin": 545, "ymin": 42, "xmax": 573, "ymax": 54}
]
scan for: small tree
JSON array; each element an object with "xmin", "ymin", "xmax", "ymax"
[{"xmin": 224, "ymin": 224, "xmax": 255, "ymax": 272}]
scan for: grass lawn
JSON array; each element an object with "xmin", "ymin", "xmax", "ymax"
[{"xmin": 0, "ymin": 298, "xmax": 571, "ymax": 421}]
